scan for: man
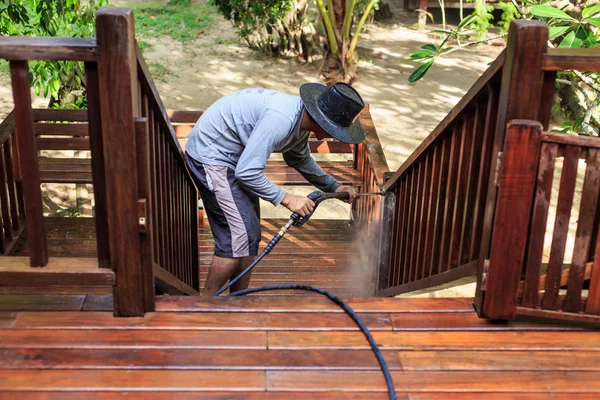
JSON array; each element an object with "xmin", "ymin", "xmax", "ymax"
[{"xmin": 185, "ymin": 82, "xmax": 367, "ymax": 295}]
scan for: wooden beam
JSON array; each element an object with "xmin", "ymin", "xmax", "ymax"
[
  {"xmin": 542, "ymin": 48, "xmax": 600, "ymax": 72},
  {"xmin": 0, "ymin": 37, "xmax": 97, "ymax": 61},
  {"xmin": 0, "ymin": 257, "xmax": 114, "ymax": 287}
]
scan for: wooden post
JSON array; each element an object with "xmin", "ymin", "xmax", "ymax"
[
  {"xmin": 481, "ymin": 120, "xmax": 542, "ymax": 320},
  {"xmin": 85, "ymin": 61, "xmax": 110, "ymax": 269},
  {"xmin": 96, "ymin": 8, "xmax": 148, "ymax": 316},
  {"xmin": 9, "ymin": 61, "xmax": 48, "ymax": 267},
  {"xmin": 474, "ymin": 20, "xmax": 548, "ymax": 315}
]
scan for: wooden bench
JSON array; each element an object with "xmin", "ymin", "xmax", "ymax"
[{"xmin": 33, "ymin": 109, "xmax": 362, "ymax": 188}]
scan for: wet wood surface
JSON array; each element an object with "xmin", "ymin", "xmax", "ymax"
[{"xmin": 0, "ymin": 295, "xmax": 598, "ymax": 397}]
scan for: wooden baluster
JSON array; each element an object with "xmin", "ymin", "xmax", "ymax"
[
  {"xmin": 404, "ymin": 168, "xmax": 418, "ymax": 284},
  {"xmin": 429, "ymin": 134, "xmax": 451, "ymax": 277},
  {"xmin": 449, "ymin": 116, "xmax": 474, "ymax": 270},
  {"xmin": 160, "ymin": 134, "xmax": 168, "ymax": 270},
  {"xmin": 475, "ymin": 20, "xmax": 548, "ymax": 315},
  {"xmin": 439, "ymin": 125, "xmax": 463, "ymax": 273},
  {"xmin": 521, "ymin": 143, "xmax": 558, "ymax": 308},
  {"xmin": 4, "ymin": 140, "xmax": 19, "ymax": 231},
  {"xmin": 542, "ymin": 145, "xmax": 581, "ymax": 311},
  {"xmin": 414, "ymin": 152, "xmax": 432, "ymax": 281},
  {"xmin": 586, "ymin": 216, "xmax": 600, "ymax": 313},
  {"xmin": 147, "ymin": 108, "xmax": 159, "ymax": 263},
  {"xmin": 155, "ymin": 118, "xmax": 165, "ymax": 267},
  {"xmin": 482, "ymin": 120, "xmax": 542, "ymax": 320},
  {"xmin": 96, "ymin": 8, "xmax": 147, "ymax": 316},
  {"xmin": 421, "ymin": 143, "xmax": 441, "ymax": 279},
  {"xmin": 389, "ymin": 179, "xmax": 403, "ymax": 289},
  {"xmin": 10, "ymin": 60, "xmax": 47, "ymax": 267},
  {"xmin": 470, "ymin": 86, "xmax": 499, "ymax": 261},
  {"xmin": 177, "ymin": 165, "xmax": 184, "ymax": 284},
  {"xmin": 460, "ymin": 101, "xmax": 487, "ymax": 265},
  {"xmin": 191, "ymin": 179, "xmax": 199, "ymax": 290},
  {"xmin": 135, "ymin": 117, "xmax": 156, "ymax": 312},
  {"xmin": 11, "ymin": 134, "xmax": 24, "ymax": 219},
  {"xmin": 85, "ymin": 61, "xmax": 110, "ymax": 268},
  {"xmin": 563, "ymin": 149, "xmax": 600, "ymax": 313},
  {"xmin": 0, "ymin": 144, "xmax": 13, "ymax": 242}
]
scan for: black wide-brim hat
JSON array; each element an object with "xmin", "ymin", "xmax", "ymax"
[{"xmin": 300, "ymin": 82, "xmax": 366, "ymax": 144}]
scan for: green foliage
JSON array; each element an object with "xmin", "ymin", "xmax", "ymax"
[
  {"xmin": 147, "ymin": 61, "xmax": 171, "ymax": 82},
  {"xmin": 137, "ymin": 40, "xmax": 154, "ymax": 52},
  {"xmin": 132, "ymin": 0, "xmax": 216, "ymax": 43},
  {"xmin": 210, "ymin": 0, "xmax": 294, "ymax": 47},
  {"xmin": 0, "ymin": 0, "xmax": 107, "ymax": 108},
  {"xmin": 467, "ymin": 0, "xmax": 494, "ymax": 39},
  {"xmin": 529, "ymin": 3, "xmax": 600, "ymax": 48},
  {"xmin": 498, "ymin": 2, "xmax": 519, "ymax": 34}
]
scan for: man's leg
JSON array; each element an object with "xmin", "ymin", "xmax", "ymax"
[
  {"xmin": 202, "ymin": 255, "xmax": 242, "ymax": 296},
  {"xmin": 230, "ymin": 256, "xmax": 255, "ymax": 293}
]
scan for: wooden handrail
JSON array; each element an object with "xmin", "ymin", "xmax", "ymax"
[
  {"xmin": 0, "ymin": 111, "xmax": 15, "ymax": 145},
  {"xmin": 542, "ymin": 48, "xmax": 600, "ymax": 72},
  {"xmin": 358, "ymin": 108, "xmax": 389, "ymax": 190},
  {"xmin": 136, "ymin": 44, "xmax": 197, "ymax": 191},
  {"xmin": 542, "ymin": 131, "xmax": 600, "ymax": 148},
  {"xmin": 0, "ymin": 37, "xmax": 97, "ymax": 61},
  {"xmin": 384, "ymin": 50, "xmax": 506, "ymax": 191}
]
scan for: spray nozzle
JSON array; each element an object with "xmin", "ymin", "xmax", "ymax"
[{"xmin": 290, "ymin": 190, "xmax": 349, "ymax": 227}]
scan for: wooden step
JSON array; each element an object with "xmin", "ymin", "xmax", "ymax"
[{"xmin": 38, "ymin": 157, "xmax": 361, "ymax": 186}]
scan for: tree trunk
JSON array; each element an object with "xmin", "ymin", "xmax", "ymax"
[{"xmin": 320, "ymin": 0, "xmax": 358, "ymax": 86}]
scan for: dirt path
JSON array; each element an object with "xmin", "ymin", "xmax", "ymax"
[{"xmin": 136, "ymin": 10, "xmax": 503, "ymax": 172}]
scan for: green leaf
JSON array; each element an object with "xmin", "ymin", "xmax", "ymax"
[
  {"xmin": 587, "ymin": 18, "xmax": 600, "ymax": 28},
  {"xmin": 581, "ymin": 27, "xmax": 597, "ymax": 47},
  {"xmin": 421, "ymin": 44, "xmax": 437, "ymax": 53},
  {"xmin": 530, "ymin": 5, "xmax": 575, "ymax": 20},
  {"xmin": 549, "ymin": 25, "xmax": 572, "ymax": 40},
  {"xmin": 409, "ymin": 60, "xmax": 434, "ymax": 83},
  {"xmin": 559, "ymin": 30, "xmax": 582, "ymax": 48},
  {"xmin": 583, "ymin": 4, "xmax": 600, "ymax": 19},
  {"xmin": 458, "ymin": 14, "xmax": 478, "ymax": 30},
  {"xmin": 432, "ymin": 29, "xmax": 452, "ymax": 34},
  {"xmin": 406, "ymin": 51, "xmax": 432, "ymax": 60}
]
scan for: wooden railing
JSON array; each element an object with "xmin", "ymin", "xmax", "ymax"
[
  {"xmin": 0, "ymin": 9, "xmax": 200, "ymax": 316},
  {"xmin": 0, "ymin": 111, "xmax": 25, "ymax": 255},
  {"xmin": 135, "ymin": 45, "xmax": 199, "ymax": 295},
  {"xmin": 478, "ymin": 28, "xmax": 600, "ymax": 322},
  {"xmin": 374, "ymin": 46, "xmax": 505, "ymax": 296},
  {"xmin": 352, "ymin": 107, "xmax": 390, "ymax": 293}
]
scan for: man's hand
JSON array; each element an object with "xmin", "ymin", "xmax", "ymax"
[
  {"xmin": 336, "ymin": 186, "xmax": 356, "ymax": 203},
  {"xmin": 281, "ymin": 193, "xmax": 315, "ymax": 217}
]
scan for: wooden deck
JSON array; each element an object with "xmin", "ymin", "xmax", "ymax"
[
  {"xmin": 0, "ymin": 295, "xmax": 599, "ymax": 397},
  {"xmin": 8, "ymin": 217, "xmax": 373, "ymax": 296}
]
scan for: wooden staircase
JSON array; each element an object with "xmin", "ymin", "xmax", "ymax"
[{"xmin": 0, "ymin": 294, "xmax": 599, "ymax": 397}]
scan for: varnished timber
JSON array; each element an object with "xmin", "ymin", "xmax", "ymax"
[
  {"xmin": 1, "ymin": 296, "xmax": 598, "ymax": 396},
  {"xmin": 0, "ymin": 37, "xmax": 97, "ymax": 61}
]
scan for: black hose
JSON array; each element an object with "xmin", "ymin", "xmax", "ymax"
[
  {"xmin": 212, "ymin": 219, "xmax": 294, "ymax": 296},
  {"xmin": 228, "ymin": 284, "xmax": 397, "ymax": 400}
]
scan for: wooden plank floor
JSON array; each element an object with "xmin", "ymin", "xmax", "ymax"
[
  {"xmin": 0, "ymin": 295, "xmax": 599, "ymax": 398},
  {"xmin": 10, "ymin": 217, "xmax": 373, "ymax": 296}
]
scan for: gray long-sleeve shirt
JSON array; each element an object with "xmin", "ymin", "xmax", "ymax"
[{"xmin": 185, "ymin": 88, "xmax": 340, "ymax": 206}]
